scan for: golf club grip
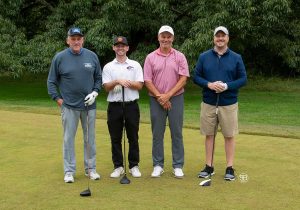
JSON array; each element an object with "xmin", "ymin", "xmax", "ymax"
[{"xmin": 122, "ymin": 86, "xmax": 125, "ymax": 106}]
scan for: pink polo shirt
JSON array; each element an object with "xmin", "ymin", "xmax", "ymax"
[{"xmin": 144, "ymin": 48, "xmax": 189, "ymax": 96}]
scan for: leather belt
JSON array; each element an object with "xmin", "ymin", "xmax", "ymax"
[{"xmin": 109, "ymin": 100, "xmax": 137, "ymax": 105}]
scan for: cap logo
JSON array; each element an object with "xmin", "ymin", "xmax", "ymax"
[
  {"xmin": 73, "ymin": 28, "xmax": 80, "ymax": 33},
  {"xmin": 68, "ymin": 27, "xmax": 83, "ymax": 36},
  {"xmin": 113, "ymin": 36, "xmax": 128, "ymax": 45}
]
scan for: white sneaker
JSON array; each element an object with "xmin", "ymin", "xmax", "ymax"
[
  {"xmin": 151, "ymin": 166, "xmax": 164, "ymax": 177},
  {"xmin": 85, "ymin": 170, "xmax": 100, "ymax": 180},
  {"xmin": 110, "ymin": 167, "xmax": 124, "ymax": 178},
  {"xmin": 129, "ymin": 166, "xmax": 142, "ymax": 178},
  {"xmin": 64, "ymin": 172, "xmax": 74, "ymax": 183},
  {"xmin": 174, "ymin": 168, "xmax": 184, "ymax": 178}
]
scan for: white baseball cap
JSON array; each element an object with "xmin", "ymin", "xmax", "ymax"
[
  {"xmin": 158, "ymin": 25, "xmax": 174, "ymax": 35},
  {"xmin": 214, "ymin": 26, "xmax": 229, "ymax": 36}
]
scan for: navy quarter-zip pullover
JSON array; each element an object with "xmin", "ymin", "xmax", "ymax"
[{"xmin": 193, "ymin": 49, "xmax": 247, "ymax": 106}]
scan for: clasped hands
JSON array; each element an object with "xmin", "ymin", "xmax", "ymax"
[
  {"xmin": 208, "ymin": 81, "xmax": 228, "ymax": 93},
  {"xmin": 113, "ymin": 79, "xmax": 132, "ymax": 93},
  {"xmin": 156, "ymin": 93, "xmax": 172, "ymax": 111}
]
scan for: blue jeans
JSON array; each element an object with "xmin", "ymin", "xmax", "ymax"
[
  {"xmin": 61, "ymin": 105, "xmax": 97, "ymax": 174},
  {"xmin": 150, "ymin": 94, "xmax": 184, "ymax": 168}
]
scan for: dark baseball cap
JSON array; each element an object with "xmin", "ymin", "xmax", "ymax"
[
  {"xmin": 68, "ymin": 27, "xmax": 83, "ymax": 36},
  {"xmin": 113, "ymin": 36, "xmax": 128, "ymax": 46}
]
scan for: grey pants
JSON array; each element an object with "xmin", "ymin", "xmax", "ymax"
[
  {"xmin": 150, "ymin": 94, "xmax": 184, "ymax": 168},
  {"xmin": 61, "ymin": 106, "xmax": 97, "ymax": 174}
]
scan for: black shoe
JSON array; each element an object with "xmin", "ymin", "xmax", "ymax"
[
  {"xmin": 224, "ymin": 166, "xmax": 235, "ymax": 181},
  {"xmin": 198, "ymin": 164, "xmax": 215, "ymax": 178}
]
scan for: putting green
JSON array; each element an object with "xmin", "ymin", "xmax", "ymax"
[{"xmin": 0, "ymin": 110, "xmax": 299, "ymax": 209}]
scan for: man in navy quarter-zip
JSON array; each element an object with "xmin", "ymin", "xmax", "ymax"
[
  {"xmin": 194, "ymin": 26, "xmax": 247, "ymax": 181},
  {"xmin": 47, "ymin": 27, "xmax": 102, "ymax": 183}
]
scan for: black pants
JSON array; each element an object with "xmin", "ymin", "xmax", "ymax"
[{"xmin": 107, "ymin": 101, "xmax": 140, "ymax": 169}]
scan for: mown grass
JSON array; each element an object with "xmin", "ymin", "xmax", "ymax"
[
  {"xmin": 0, "ymin": 76, "xmax": 299, "ymax": 209},
  {"xmin": 0, "ymin": 75, "xmax": 299, "ymax": 138},
  {"xmin": 0, "ymin": 110, "xmax": 299, "ymax": 210}
]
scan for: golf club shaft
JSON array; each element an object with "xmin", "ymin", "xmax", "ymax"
[
  {"xmin": 86, "ymin": 105, "xmax": 90, "ymax": 189},
  {"xmin": 122, "ymin": 86, "xmax": 127, "ymax": 175},
  {"xmin": 211, "ymin": 94, "xmax": 219, "ymax": 174},
  {"xmin": 215, "ymin": 93, "xmax": 220, "ymax": 115}
]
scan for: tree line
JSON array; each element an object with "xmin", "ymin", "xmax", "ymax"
[{"xmin": 0, "ymin": 0, "xmax": 299, "ymax": 78}]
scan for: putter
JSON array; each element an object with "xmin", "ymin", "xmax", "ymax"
[
  {"xmin": 120, "ymin": 86, "xmax": 131, "ymax": 184},
  {"xmin": 80, "ymin": 103, "xmax": 92, "ymax": 196},
  {"xmin": 200, "ymin": 93, "xmax": 219, "ymax": 187}
]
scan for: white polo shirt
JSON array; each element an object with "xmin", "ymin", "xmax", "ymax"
[{"xmin": 102, "ymin": 57, "xmax": 144, "ymax": 102}]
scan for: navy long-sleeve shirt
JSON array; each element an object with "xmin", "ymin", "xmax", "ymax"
[
  {"xmin": 193, "ymin": 48, "xmax": 247, "ymax": 106},
  {"xmin": 47, "ymin": 48, "xmax": 102, "ymax": 110}
]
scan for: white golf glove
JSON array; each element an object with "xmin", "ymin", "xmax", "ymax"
[
  {"xmin": 84, "ymin": 91, "xmax": 98, "ymax": 106},
  {"xmin": 221, "ymin": 82, "xmax": 228, "ymax": 90},
  {"xmin": 113, "ymin": 85, "xmax": 122, "ymax": 93},
  {"xmin": 216, "ymin": 81, "xmax": 228, "ymax": 93}
]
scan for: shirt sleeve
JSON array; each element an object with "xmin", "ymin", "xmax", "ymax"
[
  {"xmin": 227, "ymin": 55, "xmax": 247, "ymax": 90},
  {"xmin": 47, "ymin": 55, "xmax": 61, "ymax": 100},
  {"xmin": 93, "ymin": 55, "xmax": 102, "ymax": 93},
  {"xmin": 134, "ymin": 61, "xmax": 144, "ymax": 82},
  {"xmin": 193, "ymin": 54, "xmax": 209, "ymax": 88},
  {"xmin": 102, "ymin": 64, "xmax": 112, "ymax": 84},
  {"xmin": 143, "ymin": 55, "xmax": 152, "ymax": 82},
  {"xmin": 178, "ymin": 52, "xmax": 190, "ymax": 77}
]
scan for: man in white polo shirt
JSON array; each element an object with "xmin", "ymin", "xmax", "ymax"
[{"xmin": 102, "ymin": 36, "xmax": 144, "ymax": 178}]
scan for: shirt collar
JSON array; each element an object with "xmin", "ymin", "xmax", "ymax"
[
  {"xmin": 155, "ymin": 48, "xmax": 174, "ymax": 57},
  {"xmin": 68, "ymin": 48, "xmax": 83, "ymax": 55},
  {"xmin": 113, "ymin": 57, "xmax": 129, "ymax": 64},
  {"xmin": 212, "ymin": 47, "xmax": 229, "ymax": 56}
]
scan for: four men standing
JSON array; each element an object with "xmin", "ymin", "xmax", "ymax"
[{"xmin": 48, "ymin": 25, "xmax": 246, "ymax": 182}]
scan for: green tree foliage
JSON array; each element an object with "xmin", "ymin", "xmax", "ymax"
[
  {"xmin": 0, "ymin": 0, "xmax": 299, "ymax": 77},
  {"xmin": 0, "ymin": 16, "xmax": 26, "ymax": 77},
  {"xmin": 182, "ymin": 0, "xmax": 300, "ymax": 76}
]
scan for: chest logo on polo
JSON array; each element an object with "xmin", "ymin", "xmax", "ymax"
[{"xmin": 84, "ymin": 63, "xmax": 93, "ymax": 68}]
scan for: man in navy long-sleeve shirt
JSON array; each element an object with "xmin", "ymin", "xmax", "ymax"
[
  {"xmin": 193, "ymin": 26, "xmax": 247, "ymax": 181},
  {"xmin": 47, "ymin": 27, "xmax": 102, "ymax": 183}
]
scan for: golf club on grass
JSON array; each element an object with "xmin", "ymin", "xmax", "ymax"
[
  {"xmin": 80, "ymin": 104, "xmax": 92, "ymax": 196},
  {"xmin": 120, "ymin": 86, "xmax": 131, "ymax": 184},
  {"xmin": 200, "ymin": 93, "xmax": 219, "ymax": 187}
]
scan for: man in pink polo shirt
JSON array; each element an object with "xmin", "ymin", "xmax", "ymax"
[{"xmin": 144, "ymin": 25, "xmax": 190, "ymax": 178}]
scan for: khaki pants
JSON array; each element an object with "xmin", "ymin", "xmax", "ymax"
[{"xmin": 200, "ymin": 102, "xmax": 238, "ymax": 137}]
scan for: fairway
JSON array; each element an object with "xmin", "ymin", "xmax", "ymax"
[{"xmin": 0, "ymin": 110, "xmax": 299, "ymax": 210}]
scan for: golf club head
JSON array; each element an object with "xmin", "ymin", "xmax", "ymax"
[
  {"xmin": 80, "ymin": 188, "xmax": 91, "ymax": 197},
  {"xmin": 199, "ymin": 179, "xmax": 211, "ymax": 187},
  {"xmin": 120, "ymin": 175, "xmax": 131, "ymax": 184}
]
